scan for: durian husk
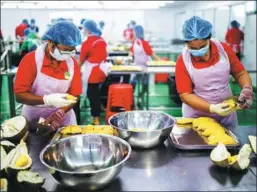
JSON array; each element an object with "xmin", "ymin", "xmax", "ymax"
[
  {"xmin": 230, "ymin": 144, "xmax": 252, "ymax": 171},
  {"xmin": 0, "ymin": 178, "xmax": 7, "ymax": 192},
  {"xmin": 248, "ymin": 135, "xmax": 256, "ymax": 155},
  {"xmin": 16, "ymin": 170, "xmax": 45, "ymax": 192},
  {"xmin": 210, "ymin": 142, "xmax": 231, "ymax": 168}
]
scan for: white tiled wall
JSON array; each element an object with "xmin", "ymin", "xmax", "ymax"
[{"xmin": 0, "ymin": 8, "xmax": 174, "ymax": 42}]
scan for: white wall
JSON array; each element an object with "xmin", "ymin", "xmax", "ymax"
[
  {"xmin": 0, "ymin": 8, "xmax": 174, "ymax": 42},
  {"xmin": 170, "ymin": 1, "xmax": 246, "ymax": 40}
]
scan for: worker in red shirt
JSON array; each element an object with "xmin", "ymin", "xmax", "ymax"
[
  {"xmin": 123, "ymin": 21, "xmax": 136, "ymax": 42},
  {"xmin": 225, "ymin": 20, "xmax": 244, "ymax": 61},
  {"xmin": 129, "ymin": 25, "xmax": 160, "ymax": 90},
  {"xmin": 14, "ymin": 21, "xmax": 82, "ymax": 133},
  {"xmin": 79, "ymin": 20, "xmax": 112, "ymax": 125},
  {"xmin": 15, "ymin": 19, "xmax": 29, "ymax": 41},
  {"xmin": 175, "ymin": 16, "xmax": 254, "ymax": 128}
]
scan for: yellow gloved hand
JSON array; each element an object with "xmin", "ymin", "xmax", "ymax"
[{"xmin": 209, "ymin": 103, "xmax": 234, "ymax": 116}]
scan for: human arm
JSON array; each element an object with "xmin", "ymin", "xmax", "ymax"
[
  {"xmin": 175, "ymin": 56, "xmax": 233, "ymax": 115},
  {"xmin": 79, "ymin": 41, "xmax": 90, "ymax": 66}
]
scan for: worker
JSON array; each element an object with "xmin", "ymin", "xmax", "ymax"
[
  {"xmin": 129, "ymin": 25, "xmax": 160, "ymax": 90},
  {"xmin": 79, "ymin": 19, "xmax": 112, "ymax": 125},
  {"xmin": 29, "ymin": 19, "xmax": 39, "ymax": 34},
  {"xmin": 225, "ymin": 20, "xmax": 244, "ymax": 61},
  {"xmin": 78, "ymin": 18, "xmax": 86, "ymax": 30},
  {"xmin": 175, "ymin": 16, "xmax": 254, "ymax": 128},
  {"xmin": 15, "ymin": 19, "xmax": 29, "ymax": 42},
  {"xmin": 123, "ymin": 20, "xmax": 136, "ymax": 42},
  {"xmin": 14, "ymin": 21, "xmax": 82, "ymax": 133},
  {"xmin": 20, "ymin": 29, "xmax": 41, "ymax": 56}
]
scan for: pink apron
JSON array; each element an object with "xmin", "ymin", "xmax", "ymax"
[
  {"xmin": 182, "ymin": 39, "xmax": 237, "ymax": 129},
  {"xmin": 133, "ymin": 39, "xmax": 151, "ymax": 67},
  {"xmin": 21, "ymin": 43, "xmax": 77, "ymax": 130},
  {"xmin": 81, "ymin": 39, "xmax": 112, "ymax": 97}
]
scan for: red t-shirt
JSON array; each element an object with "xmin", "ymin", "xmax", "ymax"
[
  {"xmin": 130, "ymin": 39, "xmax": 153, "ymax": 56},
  {"xmin": 79, "ymin": 36, "xmax": 107, "ymax": 64},
  {"xmin": 15, "ymin": 23, "xmax": 28, "ymax": 38},
  {"xmin": 225, "ymin": 27, "xmax": 244, "ymax": 45},
  {"xmin": 14, "ymin": 51, "xmax": 82, "ymax": 96},
  {"xmin": 175, "ymin": 40, "xmax": 245, "ymax": 94}
]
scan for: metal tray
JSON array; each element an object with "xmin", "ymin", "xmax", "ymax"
[{"xmin": 169, "ymin": 124, "xmax": 241, "ymax": 150}]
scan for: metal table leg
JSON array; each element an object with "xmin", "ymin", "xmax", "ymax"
[
  {"xmin": 145, "ymin": 74, "xmax": 149, "ymax": 110},
  {"xmin": 7, "ymin": 75, "xmax": 16, "ymax": 117}
]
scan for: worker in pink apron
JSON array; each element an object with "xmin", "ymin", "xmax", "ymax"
[
  {"xmin": 79, "ymin": 19, "xmax": 112, "ymax": 125},
  {"xmin": 175, "ymin": 16, "xmax": 254, "ymax": 129},
  {"xmin": 129, "ymin": 25, "xmax": 160, "ymax": 91},
  {"xmin": 14, "ymin": 21, "xmax": 82, "ymax": 133}
]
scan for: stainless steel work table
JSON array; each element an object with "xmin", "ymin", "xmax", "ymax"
[{"xmin": 11, "ymin": 125, "xmax": 256, "ymax": 192}]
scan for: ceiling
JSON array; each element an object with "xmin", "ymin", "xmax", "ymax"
[{"xmin": 0, "ymin": 1, "xmax": 191, "ymax": 9}]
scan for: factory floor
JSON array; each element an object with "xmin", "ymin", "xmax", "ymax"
[{"xmin": 0, "ymin": 76, "xmax": 256, "ymax": 126}]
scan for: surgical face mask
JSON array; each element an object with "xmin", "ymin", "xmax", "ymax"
[
  {"xmin": 50, "ymin": 46, "xmax": 76, "ymax": 61},
  {"xmin": 188, "ymin": 42, "xmax": 209, "ymax": 57}
]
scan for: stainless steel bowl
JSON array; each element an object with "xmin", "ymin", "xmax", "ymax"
[
  {"xmin": 108, "ymin": 111, "xmax": 176, "ymax": 148},
  {"xmin": 40, "ymin": 134, "xmax": 131, "ymax": 190}
]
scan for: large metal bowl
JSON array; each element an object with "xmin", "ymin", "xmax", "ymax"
[
  {"xmin": 108, "ymin": 111, "xmax": 176, "ymax": 148},
  {"xmin": 40, "ymin": 134, "xmax": 131, "ymax": 190}
]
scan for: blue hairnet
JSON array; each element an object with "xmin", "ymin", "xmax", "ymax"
[
  {"xmin": 83, "ymin": 20, "xmax": 101, "ymax": 36},
  {"xmin": 22, "ymin": 19, "xmax": 28, "ymax": 25},
  {"xmin": 99, "ymin": 21, "xmax": 105, "ymax": 28},
  {"xmin": 30, "ymin": 19, "xmax": 36, "ymax": 24},
  {"xmin": 231, "ymin": 20, "xmax": 240, "ymax": 28},
  {"xmin": 42, "ymin": 21, "xmax": 82, "ymax": 47},
  {"xmin": 130, "ymin": 20, "xmax": 136, "ymax": 26},
  {"xmin": 24, "ymin": 28, "xmax": 31, "ymax": 37},
  {"xmin": 182, "ymin": 16, "xmax": 212, "ymax": 41},
  {"xmin": 80, "ymin": 19, "xmax": 86, "ymax": 25},
  {"xmin": 134, "ymin": 25, "xmax": 144, "ymax": 39},
  {"xmin": 56, "ymin": 18, "xmax": 66, "ymax": 23}
]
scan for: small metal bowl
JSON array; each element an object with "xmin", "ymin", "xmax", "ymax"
[
  {"xmin": 108, "ymin": 111, "xmax": 176, "ymax": 148},
  {"xmin": 40, "ymin": 134, "xmax": 131, "ymax": 190}
]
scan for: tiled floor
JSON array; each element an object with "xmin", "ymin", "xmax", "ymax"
[{"xmin": 0, "ymin": 76, "xmax": 256, "ymax": 126}]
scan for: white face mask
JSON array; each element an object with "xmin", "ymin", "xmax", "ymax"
[{"xmin": 50, "ymin": 47, "xmax": 75, "ymax": 61}]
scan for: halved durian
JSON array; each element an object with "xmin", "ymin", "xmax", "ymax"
[
  {"xmin": 228, "ymin": 155, "xmax": 238, "ymax": 165},
  {"xmin": 0, "ymin": 140, "xmax": 16, "ymax": 153},
  {"xmin": 230, "ymin": 144, "xmax": 252, "ymax": 171},
  {"xmin": 210, "ymin": 142, "xmax": 231, "ymax": 168},
  {"xmin": 17, "ymin": 170, "xmax": 45, "ymax": 191},
  {"xmin": 0, "ymin": 116, "xmax": 28, "ymax": 143},
  {"xmin": 248, "ymin": 135, "xmax": 256, "ymax": 155},
  {"xmin": 6, "ymin": 141, "xmax": 32, "ymax": 178},
  {"xmin": 0, "ymin": 178, "xmax": 7, "ymax": 192}
]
